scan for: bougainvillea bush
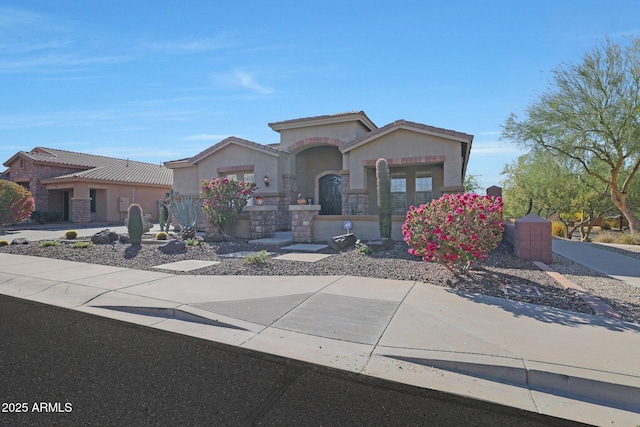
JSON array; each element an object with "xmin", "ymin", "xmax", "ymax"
[
  {"xmin": 402, "ymin": 193, "xmax": 504, "ymax": 275},
  {"xmin": 200, "ymin": 177, "xmax": 256, "ymax": 235},
  {"xmin": 0, "ymin": 181, "xmax": 35, "ymax": 226}
]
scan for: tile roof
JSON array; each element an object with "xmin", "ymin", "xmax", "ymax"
[
  {"xmin": 268, "ymin": 111, "xmax": 377, "ymax": 132},
  {"xmin": 14, "ymin": 147, "xmax": 172, "ymax": 186}
]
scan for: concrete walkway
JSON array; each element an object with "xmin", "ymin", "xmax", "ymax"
[
  {"xmin": 0, "ymin": 252, "xmax": 639, "ymax": 426},
  {"xmin": 552, "ymin": 238, "xmax": 640, "ymax": 288}
]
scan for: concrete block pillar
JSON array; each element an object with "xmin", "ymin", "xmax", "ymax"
[
  {"xmin": 514, "ymin": 214, "xmax": 552, "ymax": 263},
  {"xmin": 289, "ymin": 204, "xmax": 320, "ymax": 243}
]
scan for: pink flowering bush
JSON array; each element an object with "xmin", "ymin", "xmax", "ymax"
[
  {"xmin": 0, "ymin": 181, "xmax": 35, "ymax": 226},
  {"xmin": 200, "ymin": 177, "xmax": 256, "ymax": 235},
  {"xmin": 402, "ymin": 193, "xmax": 504, "ymax": 275}
]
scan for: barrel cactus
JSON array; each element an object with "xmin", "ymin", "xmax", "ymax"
[
  {"xmin": 127, "ymin": 204, "xmax": 144, "ymax": 246},
  {"xmin": 376, "ymin": 158, "xmax": 391, "ymax": 238}
]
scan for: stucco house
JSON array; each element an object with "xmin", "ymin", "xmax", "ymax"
[
  {"xmin": 165, "ymin": 111, "xmax": 472, "ymax": 234},
  {"xmin": 3, "ymin": 147, "xmax": 173, "ymax": 223}
]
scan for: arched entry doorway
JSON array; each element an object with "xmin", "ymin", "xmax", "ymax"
[{"xmin": 318, "ymin": 174, "xmax": 342, "ymax": 215}]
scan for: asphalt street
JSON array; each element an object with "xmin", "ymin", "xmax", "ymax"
[{"xmin": 0, "ymin": 295, "xmax": 587, "ymax": 426}]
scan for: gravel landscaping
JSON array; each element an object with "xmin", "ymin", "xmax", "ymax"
[{"xmin": 2, "ymin": 231, "xmax": 639, "ymax": 325}]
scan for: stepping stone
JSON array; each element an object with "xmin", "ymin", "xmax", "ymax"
[
  {"xmin": 218, "ymin": 251, "xmax": 275, "ymax": 258},
  {"xmin": 153, "ymin": 260, "xmax": 220, "ymax": 272},
  {"xmin": 282, "ymin": 244, "xmax": 328, "ymax": 253},
  {"xmin": 273, "ymin": 253, "xmax": 331, "ymax": 263}
]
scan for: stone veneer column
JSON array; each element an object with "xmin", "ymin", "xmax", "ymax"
[
  {"xmin": 514, "ymin": 214, "xmax": 552, "ymax": 263},
  {"xmin": 289, "ymin": 205, "xmax": 320, "ymax": 243},
  {"xmin": 244, "ymin": 205, "xmax": 277, "ymax": 239},
  {"xmin": 71, "ymin": 197, "xmax": 91, "ymax": 223}
]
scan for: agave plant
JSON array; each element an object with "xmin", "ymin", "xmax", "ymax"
[{"xmin": 168, "ymin": 189, "xmax": 202, "ymax": 240}]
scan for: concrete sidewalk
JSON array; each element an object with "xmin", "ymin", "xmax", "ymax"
[
  {"xmin": 553, "ymin": 238, "xmax": 640, "ymax": 288},
  {"xmin": 0, "ymin": 252, "xmax": 639, "ymax": 426}
]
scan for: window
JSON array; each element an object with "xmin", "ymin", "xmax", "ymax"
[
  {"xmin": 90, "ymin": 189, "xmax": 96, "ymax": 213},
  {"xmin": 415, "ymin": 173, "xmax": 433, "ymax": 206},
  {"xmin": 220, "ymin": 172, "xmax": 255, "ymax": 206},
  {"xmin": 390, "ymin": 173, "xmax": 407, "ymax": 215},
  {"xmin": 19, "ymin": 159, "xmax": 25, "ymax": 169}
]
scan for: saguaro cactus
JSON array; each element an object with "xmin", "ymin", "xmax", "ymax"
[
  {"xmin": 127, "ymin": 203, "xmax": 144, "ymax": 246},
  {"xmin": 376, "ymin": 158, "xmax": 391, "ymax": 238}
]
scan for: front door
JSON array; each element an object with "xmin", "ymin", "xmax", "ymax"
[{"xmin": 319, "ymin": 174, "xmax": 342, "ymax": 215}]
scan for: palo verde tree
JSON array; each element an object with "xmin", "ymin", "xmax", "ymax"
[{"xmin": 503, "ymin": 37, "xmax": 640, "ymax": 233}]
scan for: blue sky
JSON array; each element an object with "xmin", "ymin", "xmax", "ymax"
[{"xmin": 1, "ymin": 1, "xmax": 638, "ymax": 190}]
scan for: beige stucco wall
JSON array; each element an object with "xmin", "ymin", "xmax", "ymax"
[
  {"xmin": 279, "ymin": 121, "xmax": 370, "ymax": 151},
  {"xmin": 196, "ymin": 144, "xmax": 281, "ymax": 192},
  {"xmin": 294, "ymin": 146, "xmax": 342, "ymax": 199},
  {"xmin": 346, "ymin": 129, "xmax": 463, "ymax": 189},
  {"xmin": 172, "ymin": 166, "xmax": 200, "ymax": 195},
  {"xmin": 45, "ymin": 181, "xmax": 169, "ymax": 223},
  {"xmin": 313, "ymin": 215, "xmax": 406, "ymax": 241}
]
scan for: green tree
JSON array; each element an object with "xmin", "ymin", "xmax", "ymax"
[
  {"xmin": 463, "ymin": 173, "xmax": 483, "ymax": 194},
  {"xmin": 502, "ymin": 37, "xmax": 640, "ymax": 233}
]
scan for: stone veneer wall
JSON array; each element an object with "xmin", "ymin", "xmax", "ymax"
[
  {"xmin": 71, "ymin": 198, "xmax": 91, "ymax": 223},
  {"xmin": 289, "ymin": 205, "xmax": 320, "ymax": 243},
  {"xmin": 244, "ymin": 206, "xmax": 276, "ymax": 239},
  {"xmin": 8, "ymin": 160, "xmax": 86, "ymax": 211}
]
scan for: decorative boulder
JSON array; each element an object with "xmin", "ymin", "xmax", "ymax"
[
  {"xmin": 158, "ymin": 239, "xmax": 186, "ymax": 254},
  {"xmin": 366, "ymin": 237, "xmax": 394, "ymax": 252},
  {"xmin": 91, "ymin": 229, "xmax": 119, "ymax": 244},
  {"xmin": 328, "ymin": 233, "xmax": 357, "ymax": 251},
  {"xmin": 119, "ymin": 235, "xmax": 130, "ymax": 244},
  {"xmin": 11, "ymin": 238, "xmax": 29, "ymax": 245}
]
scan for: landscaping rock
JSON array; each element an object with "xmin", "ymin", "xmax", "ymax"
[
  {"xmin": 366, "ymin": 237, "xmax": 394, "ymax": 252},
  {"xmin": 158, "ymin": 239, "xmax": 186, "ymax": 254},
  {"xmin": 11, "ymin": 238, "xmax": 29, "ymax": 245},
  {"xmin": 328, "ymin": 233, "xmax": 357, "ymax": 251},
  {"xmin": 91, "ymin": 229, "xmax": 119, "ymax": 244},
  {"xmin": 119, "ymin": 235, "xmax": 130, "ymax": 244}
]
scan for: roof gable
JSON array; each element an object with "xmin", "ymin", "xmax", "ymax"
[
  {"xmin": 340, "ymin": 120, "xmax": 473, "ymax": 153},
  {"xmin": 4, "ymin": 147, "xmax": 172, "ymax": 186},
  {"xmin": 268, "ymin": 111, "xmax": 377, "ymax": 133},
  {"xmin": 167, "ymin": 136, "xmax": 283, "ymax": 168}
]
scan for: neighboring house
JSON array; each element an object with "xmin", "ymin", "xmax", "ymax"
[
  {"xmin": 165, "ymin": 111, "xmax": 473, "ymax": 231},
  {"xmin": 3, "ymin": 147, "xmax": 173, "ymax": 223}
]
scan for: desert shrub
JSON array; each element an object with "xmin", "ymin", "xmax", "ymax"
[
  {"xmin": 600, "ymin": 219, "xmax": 611, "ymax": 231},
  {"xmin": 0, "ymin": 240, "xmax": 8, "ymax": 246},
  {"xmin": 65, "ymin": 230, "xmax": 78, "ymax": 239},
  {"xmin": 593, "ymin": 231, "xmax": 616, "ymax": 243},
  {"xmin": 551, "ymin": 221, "xmax": 566, "ymax": 237},
  {"xmin": 71, "ymin": 241, "xmax": 93, "ymax": 249},
  {"xmin": 40, "ymin": 240, "xmax": 60, "ymax": 247},
  {"xmin": 613, "ymin": 233, "xmax": 640, "ymax": 245},
  {"xmin": 185, "ymin": 238, "xmax": 200, "ymax": 246},
  {"xmin": 403, "ymin": 193, "xmax": 503, "ymax": 275},
  {"xmin": 30, "ymin": 210, "xmax": 63, "ymax": 224},
  {"xmin": 243, "ymin": 250, "xmax": 269, "ymax": 265},
  {"xmin": 156, "ymin": 231, "xmax": 168, "ymax": 240},
  {"xmin": 356, "ymin": 242, "xmax": 373, "ymax": 255},
  {"xmin": 0, "ymin": 181, "xmax": 35, "ymax": 226}
]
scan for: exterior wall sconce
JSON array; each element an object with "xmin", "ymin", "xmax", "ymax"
[{"xmin": 263, "ymin": 175, "xmax": 270, "ymax": 186}]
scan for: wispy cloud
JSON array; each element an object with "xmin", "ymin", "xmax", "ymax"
[
  {"xmin": 472, "ymin": 140, "xmax": 527, "ymax": 156},
  {"xmin": 146, "ymin": 32, "xmax": 241, "ymax": 53},
  {"xmin": 180, "ymin": 134, "xmax": 231, "ymax": 141},
  {"xmin": 213, "ymin": 69, "xmax": 274, "ymax": 94}
]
